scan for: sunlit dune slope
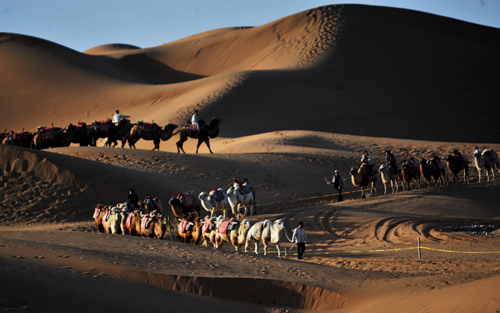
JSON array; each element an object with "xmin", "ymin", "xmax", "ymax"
[{"xmin": 1, "ymin": 5, "xmax": 499, "ymax": 142}]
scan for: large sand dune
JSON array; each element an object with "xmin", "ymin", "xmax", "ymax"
[{"xmin": 1, "ymin": 4, "xmax": 500, "ymax": 312}]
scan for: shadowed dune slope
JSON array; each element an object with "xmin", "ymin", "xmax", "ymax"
[{"xmin": 0, "ymin": 5, "xmax": 499, "ymax": 143}]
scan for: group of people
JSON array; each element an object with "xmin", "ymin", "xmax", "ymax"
[{"xmin": 112, "ymin": 109, "xmax": 202, "ymax": 134}]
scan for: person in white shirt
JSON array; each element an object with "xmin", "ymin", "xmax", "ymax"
[
  {"xmin": 191, "ymin": 110, "xmax": 200, "ymax": 134},
  {"xmin": 292, "ymin": 222, "xmax": 308, "ymax": 259},
  {"xmin": 112, "ymin": 110, "xmax": 130, "ymax": 126}
]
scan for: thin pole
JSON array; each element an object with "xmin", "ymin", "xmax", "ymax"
[{"xmin": 418, "ymin": 237, "xmax": 421, "ymax": 259}]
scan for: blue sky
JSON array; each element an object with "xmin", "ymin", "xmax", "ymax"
[{"xmin": 1, "ymin": 0, "xmax": 499, "ymax": 52}]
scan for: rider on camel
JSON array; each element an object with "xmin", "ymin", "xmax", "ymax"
[
  {"xmin": 361, "ymin": 150, "xmax": 374, "ymax": 174},
  {"xmin": 385, "ymin": 150, "xmax": 397, "ymax": 174}
]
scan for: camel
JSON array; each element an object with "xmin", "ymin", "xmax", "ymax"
[
  {"xmin": 420, "ymin": 158, "xmax": 447, "ymax": 187},
  {"xmin": 401, "ymin": 161, "xmax": 421, "ymax": 190},
  {"xmin": 103, "ymin": 119, "xmax": 135, "ymax": 148},
  {"xmin": 350, "ymin": 164, "xmax": 378, "ymax": 198},
  {"xmin": 444, "ymin": 154, "xmax": 470, "ymax": 184},
  {"xmin": 64, "ymin": 123, "xmax": 91, "ymax": 146},
  {"xmin": 201, "ymin": 216, "xmax": 223, "ymax": 247},
  {"xmin": 140, "ymin": 211, "xmax": 157, "ymax": 238},
  {"xmin": 123, "ymin": 209, "xmax": 144, "ymax": 236},
  {"xmin": 176, "ymin": 217, "xmax": 202, "ymax": 244},
  {"xmin": 198, "ymin": 189, "xmax": 228, "ymax": 218},
  {"xmin": 379, "ymin": 165, "xmax": 405, "ymax": 194},
  {"xmin": 168, "ymin": 192, "xmax": 201, "ymax": 219},
  {"xmin": 128, "ymin": 123, "xmax": 177, "ymax": 151},
  {"xmin": 143, "ymin": 197, "xmax": 163, "ymax": 213},
  {"xmin": 215, "ymin": 219, "xmax": 251, "ymax": 252},
  {"xmin": 93, "ymin": 204, "xmax": 107, "ymax": 233},
  {"xmin": 31, "ymin": 126, "xmax": 70, "ymax": 150},
  {"xmin": 473, "ymin": 149, "xmax": 500, "ymax": 182},
  {"xmin": 2, "ymin": 130, "xmax": 34, "ymax": 148},
  {"xmin": 87, "ymin": 120, "xmax": 116, "ymax": 147},
  {"xmin": 176, "ymin": 117, "xmax": 221, "ymax": 154},
  {"xmin": 226, "ymin": 184, "xmax": 255, "ymax": 218},
  {"xmin": 245, "ymin": 219, "xmax": 289, "ymax": 257},
  {"xmin": 152, "ymin": 211, "xmax": 168, "ymax": 239},
  {"xmin": 102, "ymin": 206, "xmax": 121, "ymax": 234},
  {"xmin": 118, "ymin": 204, "xmax": 131, "ymax": 235}
]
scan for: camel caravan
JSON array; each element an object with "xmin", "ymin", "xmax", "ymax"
[{"xmin": 91, "ymin": 177, "xmax": 296, "ymax": 256}]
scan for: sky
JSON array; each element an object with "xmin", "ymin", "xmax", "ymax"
[{"xmin": 1, "ymin": 0, "xmax": 499, "ymax": 52}]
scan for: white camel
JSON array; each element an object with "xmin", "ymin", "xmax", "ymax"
[
  {"xmin": 226, "ymin": 184, "xmax": 255, "ymax": 218},
  {"xmin": 245, "ymin": 219, "xmax": 289, "ymax": 257},
  {"xmin": 473, "ymin": 149, "xmax": 500, "ymax": 182},
  {"xmin": 117, "ymin": 203, "xmax": 131, "ymax": 235},
  {"xmin": 215, "ymin": 219, "xmax": 251, "ymax": 251},
  {"xmin": 379, "ymin": 165, "xmax": 405, "ymax": 194},
  {"xmin": 198, "ymin": 189, "xmax": 228, "ymax": 218},
  {"xmin": 102, "ymin": 206, "xmax": 122, "ymax": 234}
]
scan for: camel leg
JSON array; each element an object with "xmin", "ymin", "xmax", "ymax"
[
  {"xmin": 176, "ymin": 140, "xmax": 186, "ymax": 153},
  {"xmin": 276, "ymin": 244, "xmax": 281, "ymax": 258},
  {"xmin": 383, "ymin": 183, "xmax": 388, "ymax": 195},
  {"xmin": 263, "ymin": 240, "xmax": 268, "ymax": 256},
  {"xmin": 254, "ymin": 241, "xmax": 259, "ymax": 255},
  {"xmin": 196, "ymin": 138, "xmax": 203, "ymax": 154}
]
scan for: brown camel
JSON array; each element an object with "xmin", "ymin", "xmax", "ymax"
[
  {"xmin": 103, "ymin": 119, "xmax": 134, "ymax": 148},
  {"xmin": 215, "ymin": 219, "xmax": 251, "ymax": 252},
  {"xmin": 125, "ymin": 209, "xmax": 144, "ymax": 236},
  {"xmin": 401, "ymin": 161, "xmax": 421, "ymax": 190},
  {"xmin": 168, "ymin": 192, "xmax": 201, "ymax": 218},
  {"xmin": 176, "ymin": 117, "xmax": 221, "ymax": 153},
  {"xmin": 88, "ymin": 119, "xmax": 115, "ymax": 147},
  {"xmin": 140, "ymin": 211, "xmax": 157, "ymax": 238},
  {"xmin": 152, "ymin": 211, "xmax": 168, "ymax": 239},
  {"xmin": 31, "ymin": 126, "xmax": 69, "ymax": 150},
  {"xmin": 201, "ymin": 216, "xmax": 221, "ymax": 247},
  {"xmin": 64, "ymin": 123, "xmax": 91, "ymax": 146},
  {"xmin": 420, "ymin": 158, "xmax": 447, "ymax": 187},
  {"xmin": 350, "ymin": 164, "xmax": 378, "ymax": 198},
  {"xmin": 2, "ymin": 130, "xmax": 33, "ymax": 148},
  {"xmin": 444, "ymin": 154, "xmax": 469, "ymax": 184},
  {"xmin": 176, "ymin": 217, "xmax": 202, "ymax": 244},
  {"xmin": 93, "ymin": 204, "xmax": 107, "ymax": 233},
  {"xmin": 128, "ymin": 123, "xmax": 177, "ymax": 151}
]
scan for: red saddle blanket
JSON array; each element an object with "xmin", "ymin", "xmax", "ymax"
[
  {"xmin": 124, "ymin": 212, "xmax": 134, "ymax": 229},
  {"xmin": 44, "ymin": 127, "xmax": 55, "ymax": 140},
  {"xmin": 99, "ymin": 121, "xmax": 109, "ymax": 133},
  {"xmin": 13, "ymin": 132, "xmax": 25, "ymax": 140},
  {"xmin": 103, "ymin": 210, "xmax": 110, "ymax": 222},
  {"xmin": 178, "ymin": 193, "xmax": 193, "ymax": 207},
  {"xmin": 142, "ymin": 123, "xmax": 154, "ymax": 132},
  {"xmin": 140, "ymin": 214, "xmax": 150, "ymax": 229},
  {"xmin": 93, "ymin": 208, "xmax": 100, "ymax": 219},
  {"xmin": 179, "ymin": 219, "xmax": 188, "ymax": 233},
  {"xmin": 189, "ymin": 124, "xmax": 198, "ymax": 132},
  {"xmin": 202, "ymin": 220, "xmax": 211, "ymax": 233},
  {"xmin": 218, "ymin": 221, "xmax": 230, "ymax": 234}
]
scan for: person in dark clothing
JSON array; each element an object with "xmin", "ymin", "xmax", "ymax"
[
  {"xmin": 327, "ymin": 170, "xmax": 345, "ymax": 202},
  {"xmin": 292, "ymin": 222, "xmax": 308, "ymax": 259},
  {"xmin": 127, "ymin": 189, "xmax": 139, "ymax": 208},
  {"xmin": 385, "ymin": 150, "xmax": 397, "ymax": 174}
]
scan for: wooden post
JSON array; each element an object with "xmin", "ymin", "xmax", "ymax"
[{"xmin": 418, "ymin": 237, "xmax": 421, "ymax": 259}]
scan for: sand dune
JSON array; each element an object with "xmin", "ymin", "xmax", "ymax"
[{"xmin": 1, "ymin": 4, "xmax": 500, "ymax": 312}]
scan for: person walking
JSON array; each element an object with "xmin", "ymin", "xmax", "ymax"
[
  {"xmin": 327, "ymin": 170, "xmax": 345, "ymax": 202},
  {"xmin": 292, "ymin": 222, "xmax": 308, "ymax": 259}
]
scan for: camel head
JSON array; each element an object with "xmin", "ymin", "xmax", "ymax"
[
  {"xmin": 164, "ymin": 123, "xmax": 178, "ymax": 131},
  {"xmin": 198, "ymin": 192, "xmax": 208, "ymax": 200},
  {"xmin": 350, "ymin": 166, "xmax": 359, "ymax": 175},
  {"xmin": 274, "ymin": 219, "xmax": 285, "ymax": 231}
]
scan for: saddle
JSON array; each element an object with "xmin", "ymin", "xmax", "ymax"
[
  {"xmin": 217, "ymin": 220, "xmax": 230, "ymax": 234},
  {"xmin": 177, "ymin": 193, "xmax": 194, "ymax": 208},
  {"xmin": 227, "ymin": 221, "xmax": 240, "ymax": 232},
  {"xmin": 94, "ymin": 120, "xmax": 110, "ymax": 133},
  {"xmin": 237, "ymin": 187, "xmax": 251, "ymax": 195},
  {"xmin": 141, "ymin": 214, "xmax": 151, "ymax": 229},
  {"xmin": 209, "ymin": 189, "xmax": 225, "ymax": 201},
  {"xmin": 141, "ymin": 122, "xmax": 157, "ymax": 133},
  {"xmin": 202, "ymin": 220, "xmax": 212, "ymax": 233},
  {"xmin": 484, "ymin": 150, "xmax": 498, "ymax": 161},
  {"xmin": 93, "ymin": 207, "xmax": 101, "ymax": 219},
  {"xmin": 124, "ymin": 212, "xmax": 134, "ymax": 229},
  {"xmin": 13, "ymin": 132, "xmax": 27, "ymax": 141},
  {"xmin": 188, "ymin": 124, "xmax": 198, "ymax": 133},
  {"xmin": 43, "ymin": 127, "xmax": 55, "ymax": 140}
]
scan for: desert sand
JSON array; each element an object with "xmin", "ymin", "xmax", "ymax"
[{"xmin": 1, "ymin": 4, "xmax": 500, "ymax": 313}]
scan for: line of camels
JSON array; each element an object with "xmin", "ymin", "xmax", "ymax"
[
  {"xmin": 349, "ymin": 148, "xmax": 500, "ymax": 198},
  {"xmin": 93, "ymin": 183, "xmax": 293, "ymax": 257},
  {"xmin": 1, "ymin": 117, "xmax": 221, "ymax": 153}
]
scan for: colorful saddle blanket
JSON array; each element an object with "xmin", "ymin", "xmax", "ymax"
[
  {"xmin": 188, "ymin": 124, "xmax": 198, "ymax": 132},
  {"xmin": 179, "ymin": 219, "xmax": 188, "ymax": 233},
  {"xmin": 13, "ymin": 132, "xmax": 26, "ymax": 140},
  {"xmin": 44, "ymin": 127, "xmax": 55, "ymax": 140},
  {"xmin": 95, "ymin": 121, "xmax": 110, "ymax": 133},
  {"xmin": 93, "ymin": 208, "xmax": 101, "ymax": 219},
  {"xmin": 177, "ymin": 193, "xmax": 193, "ymax": 208},
  {"xmin": 141, "ymin": 123, "xmax": 156, "ymax": 133},
  {"xmin": 202, "ymin": 220, "xmax": 211, "ymax": 233},
  {"xmin": 218, "ymin": 221, "xmax": 230, "ymax": 234},
  {"xmin": 124, "ymin": 212, "xmax": 134, "ymax": 229},
  {"xmin": 140, "ymin": 214, "xmax": 150, "ymax": 229}
]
